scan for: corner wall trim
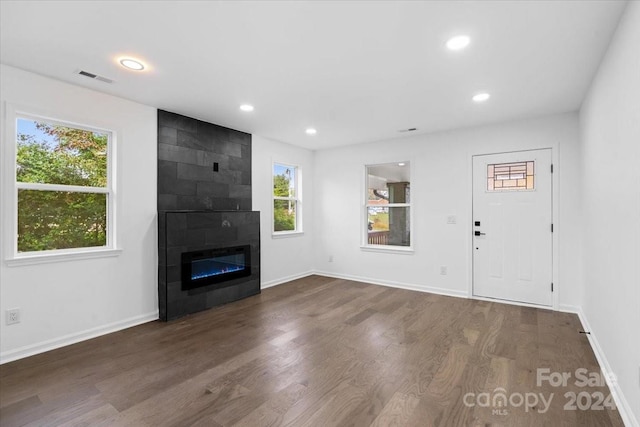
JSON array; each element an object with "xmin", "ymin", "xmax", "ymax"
[
  {"xmin": 313, "ymin": 270, "xmax": 468, "ymax": 299},
  {"xmin": 0, "ymin": 311, "xmax": 159, "ymax": 365},
  {"xmin": 261, "ymin": 270, "xmax": 315, "ymax": 289},
  {"xmin": 558, "ymin": 304, "xmax": 638, "ymax": 427},
  {"xmin": 2, "ymin": 274, "xmax": 636, "ymax": 427}
]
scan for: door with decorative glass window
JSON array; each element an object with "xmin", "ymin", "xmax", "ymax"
[{"xmin": 472, "ymin": 149, "xmax": 553, "ymax": 306}]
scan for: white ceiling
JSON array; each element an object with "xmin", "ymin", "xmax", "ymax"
[{"xmin": 0, "ymin": 1, "xmax": 627, "ymax": 150}]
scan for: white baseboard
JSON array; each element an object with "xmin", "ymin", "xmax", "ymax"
[
  {"xmin": 0, "ymin": 311, "xmax": 159, "ymax": 365},
  {"xmin": 261, "ymin": 270, "xmax": 315, "ymax": 289},
  {"xmin": 557, "ymin": 303, "xmax": 582, "ymax": 314},
  {"xmin": 308, "ymin": 278, "xmax": 639, "ymax": 426},
  {"xmin": 313, "ymin": 270, "xmax": 468, "ymax": 299},
  {"xmin": 2, "ymin": 275, "xmax": 636, "ymax": 427},
  {"xmin": 474, "ymin": 295, "xmax": 553, "ymax": 311},
  {"xmin": 558, "ymin": 304, "xmax": 638, "ymax": 427}
]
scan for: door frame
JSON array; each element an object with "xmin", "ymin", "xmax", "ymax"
[{"xmin": 467, "ymin": 147, "xmax": 559, "ymax": 311}]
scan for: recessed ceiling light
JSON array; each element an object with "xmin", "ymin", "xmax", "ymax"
[
  {"xmin": 446, "ymin": 35, "xmax": 470, "ymax": 51},
  {"xmin": 305, "ymin": 128, "xmax": 317, "ymax": 135},
  {"xmin": 119, "ymin": 58, "xmax": 145, "ymax": 71},
  {"xmin": 472, "ymin": 92, "xmax": 491, "ymax": 103},
  {"xmin": 398, "ymin": 162, "xmax": 406, "ymax": 166},
  {"xmin": 239, "ymin": 104, "xmax": 254, "ymax": 112}
]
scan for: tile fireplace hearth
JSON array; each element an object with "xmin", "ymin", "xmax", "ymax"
[{"xmin": 158, "ymin": 210, "xmax": 260, "ymax": 321}]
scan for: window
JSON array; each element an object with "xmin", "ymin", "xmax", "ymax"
[
  {"xmin": 273, "ymin": 163, "xmax": 301, "ymax": 234},
  {"xmin": 487, "ymin": 161, "xmax": 534, "ymax": 191},
  {"xmin": 365, "ymin": 162, "xmax": 411, "ymax": 248},
  {"xmin": 13, "ymin": 115, "xmax": 114, "ymax": 255}
]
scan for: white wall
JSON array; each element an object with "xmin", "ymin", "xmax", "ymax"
[
  {"xmin": 1, "ymin": 16, "xmax": 637, "ymax": 421},
  {"xmin": 579, "ymin": 1, "xmax": 640, "ymax": 424},
  {"xmin": 314, "ymin": 112, "xmax": 583, "ymax": 309},
  {"xmin": 251, "ymin": 135, "xmax": 315, "ymax": 286},
  {"xmin": 0, "ymin": 65, "xmax": 158, "ymax": 363}
]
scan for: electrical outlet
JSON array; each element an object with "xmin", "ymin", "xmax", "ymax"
[
  {"xmin": 328, "ymin": 255, "xmax": 334, "ymax": 263},
  {"xmin": 6, "ymin": 308, "xmax": 20, "ymax": 325},
  {"xmin": 440, "ymin": 266, "xmax": 447, "ymax": 275},
  {"xmin": 447, "ymin": 215, "xmax": 457, "ymax": 224}
]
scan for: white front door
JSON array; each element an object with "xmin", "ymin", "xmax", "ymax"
[{"xmin": 472, "ymin": 149, "xmax": 553, "ymax": 306}]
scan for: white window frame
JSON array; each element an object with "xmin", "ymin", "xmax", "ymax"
[
  {"xmin": 3, "ymin": 104, "xmax": 120, "ymax": 265},
  {"xmin": 272, "ymin": 161, "xmax": 303, "ymax": 237},
  {"xmin": 362, "ymin": 162, "xmax": 414, "ymax": 253}
]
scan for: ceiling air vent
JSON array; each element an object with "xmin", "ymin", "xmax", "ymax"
[{"xmin": 77, "ymin": 70, "xmax": 114, "ymax": 84}]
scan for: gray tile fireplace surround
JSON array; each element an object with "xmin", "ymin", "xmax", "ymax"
[
  {"xmin": 158, "ymin": 210, "xmax": 260, "ymax": 321},
  {"xmin": 157, "ymin": 110, "xmax": 260, "ymax": 321}
]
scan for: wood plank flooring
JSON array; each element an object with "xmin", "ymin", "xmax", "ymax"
[{"xmin": 0, "ymin": 275, "xmax": 625, "ymax": 426}]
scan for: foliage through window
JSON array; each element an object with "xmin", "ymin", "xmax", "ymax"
[
  {"xmin": 273, "ymin": 163, "xmax": 300, "ymax": 233},
  {"xmin": 366, "ymin": 163, "xmax": 411, "ymax": 247},
  {"xmin": 15, "ymin": 117, "xmax": 112, "ymax": 253}
]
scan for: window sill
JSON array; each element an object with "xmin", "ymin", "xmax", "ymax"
[
  {"xmin": 5, "ymin": 248, "xmax": 123, "ymax": 267},
  {"xmin": 272, "ymin": 231, "xmax": 304, "ymax": 239},
  {"xmin": 360, "ymin": 245, "xmax": 414, "ymax": 255}
]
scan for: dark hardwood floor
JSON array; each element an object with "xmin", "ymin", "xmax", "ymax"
[{"xmin": 0, "ymin": 275, "xmax": 625, "ymax": 426}]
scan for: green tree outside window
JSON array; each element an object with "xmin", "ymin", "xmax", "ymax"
[{"xmin": 16, "ymin": 119, "xmax": 110, "ymax": 252}]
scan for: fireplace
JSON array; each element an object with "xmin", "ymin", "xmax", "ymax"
[
  {"xmin": 158, "ymin": 210, "xmax": 260, "ymax": 321},
  {"xmin": 157, "ymin": 110, "xmax": 259, "ymax": 321},
  {"xmin": 181, "ymin": 245, "xmax": 251, "ymax": 291}
]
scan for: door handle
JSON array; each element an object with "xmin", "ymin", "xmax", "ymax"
[{"xmin": 474, "ymin": 231, "xmax": 486, "ymax": 236}]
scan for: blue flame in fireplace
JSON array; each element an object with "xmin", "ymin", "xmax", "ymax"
[{"xmin": 191, "ymin": 254, "xmax": 246, "ymax": 281}]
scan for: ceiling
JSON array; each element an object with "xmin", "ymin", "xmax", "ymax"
[{"xmin": 0, "ymin": 1, "xmax": 627, "ymax": 150}]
